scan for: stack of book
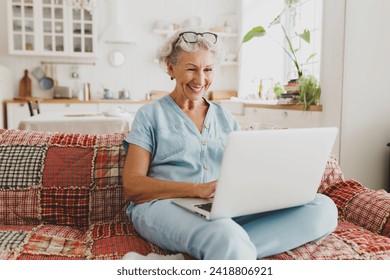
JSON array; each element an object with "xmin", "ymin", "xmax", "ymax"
[
  {"xmin": 277, "ymin": 80, "xmax": 300, "ymax": 105},
  {"xmin": 277, "ymin": 93, "xmax": 300, "ymax": 105}
]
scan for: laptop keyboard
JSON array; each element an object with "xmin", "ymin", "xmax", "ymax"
[{"xmin": 195, "ymin": 203, "xmax": 213, "ymax": 212}]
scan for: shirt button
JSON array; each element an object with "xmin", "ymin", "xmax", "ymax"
[
  {"xmin": 203, "ymin": 164, "xmax": 209, "ymax": 170},
  {"xmin": 204, "ymin": 123, "xmax": 210, "ymax": 129},
  {"xmin": 201, "ymin": 139, "xmax": 207, "ymax": 145}
]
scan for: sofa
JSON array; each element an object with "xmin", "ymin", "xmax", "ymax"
[{"xmin": 0, "ymin": 128, "xmax": 390, "ymax": 260}]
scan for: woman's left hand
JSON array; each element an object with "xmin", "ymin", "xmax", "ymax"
[{"xmin": 197, "ymin": 180, "xmax": 217, "ymax": 199}]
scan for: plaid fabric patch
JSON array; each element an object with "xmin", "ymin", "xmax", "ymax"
[
  {"xmin": 49, "ymin": 133, "xmax": 97, "ymax": 147},
  {"xmin": 90, "ymin": 187, "xmax": 128, "ymax": 224},
  {"xmin": 321, "ymin": 179, "xmax": 369, "ymax": 217},
  {"xmin": 43, "ymin": 146, "xmax": 93, "ymax": 187},
  {"xmin": 91, "ymin": 223, "xmax": 168, "ymax": 259},
  {"xmin": 318, "ymin": 156, "xmax": 345, "ymax": 193},
  {"xmin": 344, "ymin": 188, "xmax": 390, "ymax": 235},
  {"xmin": 0, "ymin": 187, "xmax": 41, "ymax": 225},
  {"xmin": 0, "ymin": 145, "xmax": 45, "ymax": 188},
  {"xmin": 22, "ymin": 234, "xmax": 88, "ymax": 257},
  {"xmin": 94, "ymin": 146, "xmax": 125, "ymax": 188},
  {"xmin": 41, "ymin": 188, "xmax": 89, "ymax": 227},
  {"xmin": 0, "ymin": 129, "xmax": 52, "ymax": 146},
  {"xmin": 91, "ymin": 223, "xmax": 135, "ymax": 240},
  {"xmin": 336, "ymin": 228, "xmax": 390, "ymax": 256},
  {"xmin": 92, "ymin": 235, "xmax": 159, "ymax": 258},
  {"xmin": 266, "ymin": 220, "xmax": 390, "ymax": 260},
  {"xmin": 267, "ymin": 234, "xmax": 360, "ymax": 260},
  {"xmin": 96, "ymin": 132, "xmax": 126, "ymax": 147},
  {"xmin": 35, "ymin": 225, "xmax": 90, "ymax": 241},
  {"xmin": 0, "ymin": 231, "xmax": 28, "ymax": 251},
  {"xmin": 382, "ymin": 217, "xmax": 390, "ymax": 238},
  {"xmin": 17, "ymin": 253, "xmax": 86, "ymax": 260}
]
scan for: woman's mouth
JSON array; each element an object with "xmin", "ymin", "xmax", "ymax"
[{"xmin": 187, "ymin": 84, "xmax": 204, "ymax": 93}]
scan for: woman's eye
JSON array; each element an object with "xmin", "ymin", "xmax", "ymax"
[{"xmin": 205, "ymin": 68, "xmax": 213, "ymax": 72}]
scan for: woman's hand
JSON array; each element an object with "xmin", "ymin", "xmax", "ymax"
[{"xmin": 197, "ymin": 180, "xmax": 217, "ymax": 199}]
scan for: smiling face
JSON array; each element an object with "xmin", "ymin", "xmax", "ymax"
[{"xmin": 168, "ymin": 49, "xmax": 215, "ymax": 102}]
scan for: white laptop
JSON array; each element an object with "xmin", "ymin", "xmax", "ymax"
[{"xmin": 171, "ymin": 127, "xmax": 338, "ymax": 220}]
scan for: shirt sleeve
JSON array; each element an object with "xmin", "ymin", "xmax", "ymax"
[{"xmin": 123, "ymin": 106, "xmax": 155, "ymax": 155}]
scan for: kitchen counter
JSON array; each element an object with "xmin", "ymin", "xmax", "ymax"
[
  {"xmin": 6, "ymin": 98, "xmax": 151, "ymax": 104},
  {"xmin": 5, "ymin": 98, "xmax": 322, "ymax": 111}
]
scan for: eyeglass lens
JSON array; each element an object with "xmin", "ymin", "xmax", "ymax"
[{"xmin": 181, "ymin": 32, "xmax": 217, "ymax": 44}]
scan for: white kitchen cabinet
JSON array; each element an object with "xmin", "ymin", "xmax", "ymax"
[
  {"xmin": 39, "ymin": 102, "xmax": 97, "ymax": 113},
  {"xmin": 97, "ymin": 102, "xmax": 144, "ymax": 115},
  {"xmin": 242, "ymin": 107, "xmax": 321, "ymax": 129},
  {"xmin": 6, "ymin": 101, "xmax": 98, "ymax": 129},
  {"xmin": 6, "ymin": 102, "xmax": 32, "ymax": 130},
  {"xmin": 7, "ymin": 0, "xmax": 97, "ymax": 57}
]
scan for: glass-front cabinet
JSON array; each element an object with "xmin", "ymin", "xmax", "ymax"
[{"xmin": 7, "ymin": 0, "xmax": 97, "ymax": 57}]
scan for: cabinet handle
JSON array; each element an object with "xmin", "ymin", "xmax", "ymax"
[
  {"xmin": 19, "ymin": 103, "xmax": 25, "ymax": 107},
  {"xmin": 65, "ymin": 104, "xmax": 71, "ymax": 107},
  {"xmin": 284, "ymin": 111, "xmax": 288, "ymax": 117}
]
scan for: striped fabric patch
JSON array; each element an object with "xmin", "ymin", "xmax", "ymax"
[
  {"xmin": 0, "ymin": 231, "xmax": 28, "ymax": 251},
  {"xmin": 94, "ymin": 146, "xmax": 125, "ymax": 187},
  {"xmin": 0, "ymin": 146, "xmax": 45, "ymax": 188}
]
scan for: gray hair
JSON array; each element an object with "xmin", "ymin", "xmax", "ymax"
[{"xmin": 156, "ymin": 28, "xmax": 225, "ymax": 68}]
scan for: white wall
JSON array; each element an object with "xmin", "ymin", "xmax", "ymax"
[
  {"xmin": 0, "ymin": 0, "xmax": 240, "ymax": 103},
  {"xmin": 322, "ymin": 0, "xmax": 390, "ymax": 190},
  {"xmin": 339, "ymin": 0, "xmax": 390, "ymax": 190}
]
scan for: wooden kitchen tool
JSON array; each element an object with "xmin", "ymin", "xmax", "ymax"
[{"xmin": 19, "ymin": 69, "xmax": 32, "ymax": 98}]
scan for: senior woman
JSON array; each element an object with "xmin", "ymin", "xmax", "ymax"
[{"xmin": 122, "ymin": 30, "xmax": 337, "ymax": 260}]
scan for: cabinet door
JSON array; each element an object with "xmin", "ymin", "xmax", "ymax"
[
  {"xmin": 6, "ymin": 102, "xmax": 31, "ymax": 129},
  {"xmin": 97, "ymin": 103, "xmax": 143, "ymax": 114},
  {"xmin": 8, "ymin": 0, "xmax": 38, "ymax": 54},
  {"xmin": 40, "ymin": 103, "xmax": 98, "ymax": 113},
  {"xmin": 243, "ymin": 108, "xmax": 321, "ymax": 129},
  {"xmin": 41, "ymin": 0, "xmax": 67, "ymax": 54},
  {"xmin": 69, "ymin": 8, "xmax": 96, "ymax": 56},
  {"xmin": 7, "ymin": 0, "xmax": 97, "ymax": 57}
]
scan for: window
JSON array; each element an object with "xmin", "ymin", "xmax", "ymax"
[{"xmin": 284, "ymin": 0, "xmax": 323, "ymax": 81}]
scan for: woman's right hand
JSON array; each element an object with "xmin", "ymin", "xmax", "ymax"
[{"xmin": 197, "ymin": 180, "xmax": 217, "ymax": 199}]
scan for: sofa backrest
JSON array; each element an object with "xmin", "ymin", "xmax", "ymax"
[
  {"xmin": 0, "ymin": 129, "xmax": 345, "ymax": 227},
  {"xmin": 0, "ymin": 129, "xmax": 129, "ymax": 228}
]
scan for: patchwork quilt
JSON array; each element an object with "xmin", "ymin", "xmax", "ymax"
[{"xmin": 0, "ymin": 129, "xmax": 389, "ymax": 260}]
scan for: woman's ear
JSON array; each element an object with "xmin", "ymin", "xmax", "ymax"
[{"xmin": 167, "ymin": 61, "xmax": 175, "ymax": 78}]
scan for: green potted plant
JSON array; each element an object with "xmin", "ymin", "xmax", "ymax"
[
  {"xmin": 298, "ymin": 75, "xmax": 321, "ymax": 110},
  {"xmin": 241, "ymin": 0, "xmax": 320, "ymax": 110}
]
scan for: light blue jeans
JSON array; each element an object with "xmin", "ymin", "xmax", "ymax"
[{"xmin": 127, "ymin": 194, "xmax": 338, "ymax": 260}]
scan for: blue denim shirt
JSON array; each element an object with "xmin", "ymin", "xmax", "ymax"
[{"xmin": 123, "ymin": 95, "xmax": 239, "ymax": 184}]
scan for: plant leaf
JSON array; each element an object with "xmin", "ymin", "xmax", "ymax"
[
  {"xmin": 306, "ymin": 53, "xmax": 317, "ymax": 63},
  {"xmin": 297, "ymin": 29, "xmax": 311, "ymax": 44},
  {"xmin": 269, "ymin": 13, "xmax": 282, "ymax": 27},
  {"xmin": 242, "ymin": 26, "xmax": 266, "ymax": 43}
]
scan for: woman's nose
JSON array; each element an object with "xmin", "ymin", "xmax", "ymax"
[{"xmin": 194, "ymin": 71, "xmax": 206, "ymax": 83}]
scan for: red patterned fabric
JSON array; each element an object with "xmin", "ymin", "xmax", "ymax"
[
  {"xmin": 321, "ymin": 179, "xmax": 390, "ymax": 237},
  {"xmin": 318, "ymin": 155, "xmax": 345, "ymax": 193},
  {"xmin": 0, "ymin": 129, "xmax": 389, "ymax": 260}
]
